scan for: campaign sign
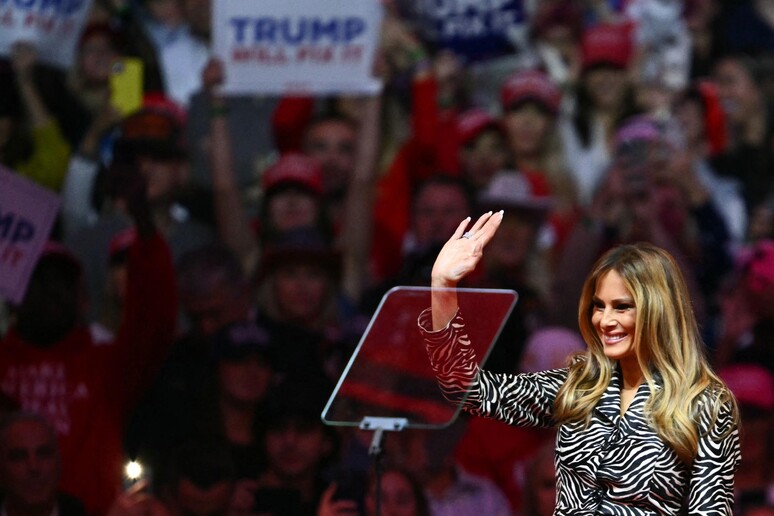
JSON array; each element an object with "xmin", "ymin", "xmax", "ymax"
[
  {"xmin": 416, "ymin": 0, "xmax": 525, "ymax": 63},
  {"xmin": 0, "ymin": 166, "xmax": 61, "ymax": 304},
  {"xmin": 0, "ymin": 0, "xmax": 94, "ymax": 69},
  {"xmin": 213, "ymin": 0, "xmax": 384, "ymax": 95}
]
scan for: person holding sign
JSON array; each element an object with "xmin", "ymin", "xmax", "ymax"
[
  {"xmin": 0, "ymin": 41, "xmax": 71, "ymax": 192},
  {"xmin": 419, "ymin": 211, "xmax": 741, "ymax": 514},
  {"xmin": 202, "ymin": 57, "xmax": 381, "ymax": 303}
]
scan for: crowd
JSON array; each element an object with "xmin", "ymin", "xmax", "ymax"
[{"xmin": 1, "ymin": 0, "xmax": 774, "ymax": 515}]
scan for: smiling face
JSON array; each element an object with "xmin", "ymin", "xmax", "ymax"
[{"xmin": 591, "ymin": 270, "xmax": 638, "ymax": 368}]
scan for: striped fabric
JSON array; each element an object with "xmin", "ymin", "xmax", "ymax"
[{"xmin": 419, "ymin": 308, "xmax": 741, "ymax": 515}]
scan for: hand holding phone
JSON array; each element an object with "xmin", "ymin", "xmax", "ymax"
[{"xmin": 123, "ymin": 460, "xmax": 152, "ymax": 491}]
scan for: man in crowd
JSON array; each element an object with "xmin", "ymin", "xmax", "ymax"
[{"xmin": 0, "ymin": 412, "xmax": 86, "ymax": 515}]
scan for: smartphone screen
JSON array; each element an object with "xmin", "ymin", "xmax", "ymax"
[{"xmin": 110, "ymin": 57, "xmax": 144, "ymax": 116}]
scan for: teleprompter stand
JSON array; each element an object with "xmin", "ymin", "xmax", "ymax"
[{"xmin": 321, "ymin": 286, "xmax": 517, "ymax": 516}]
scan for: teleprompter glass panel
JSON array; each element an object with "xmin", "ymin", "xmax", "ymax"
[{"xmin": 322, "ymin": 286, "xmax": 518, "ymax": 429}]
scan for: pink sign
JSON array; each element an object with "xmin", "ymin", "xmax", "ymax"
[{"xmin": 0, "ymin": 166, "xmax": 61, "ymax": 304}]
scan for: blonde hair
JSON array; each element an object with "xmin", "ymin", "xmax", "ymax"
[{"xmin": 553, "ymin": 242, "xmax": 738, "ymax": 463}]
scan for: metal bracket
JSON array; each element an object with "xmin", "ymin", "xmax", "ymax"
[{"xmin": 359, "ymin": 417, "xmax": 408, "ymax": 456}]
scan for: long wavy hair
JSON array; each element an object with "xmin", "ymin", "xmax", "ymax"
[{"xmin": 553, "ymin": 242, "xmax": 738, "ymax": 464}]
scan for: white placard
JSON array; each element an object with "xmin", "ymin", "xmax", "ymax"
[
  {"xmin": 0, "ymin": 0, "xmax": 94, "ymax": 69},
  {"xmin": 0, "ymin": 166, "xmax": 62, "ymax": 304},
  {"xmin": 212, "ymin": 0, "xmax": 384, "ymax": 95}
]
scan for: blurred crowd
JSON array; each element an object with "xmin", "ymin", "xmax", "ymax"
[{"xmin": 1, "ymin": 0, "xmax": 774, "ymax": 515}]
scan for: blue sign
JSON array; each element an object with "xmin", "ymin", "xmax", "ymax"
[
  {"xmin": 416, "ymin": 0, "xmax": 526, "ymax": 63},
  {"xmin": 0, "ymin": 0, "xmax": 86, "ymax": 16}
]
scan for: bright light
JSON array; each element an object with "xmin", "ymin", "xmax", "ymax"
[{"xmin": 125, "ymin": 460, "xmax": 143, "ymax": 480}]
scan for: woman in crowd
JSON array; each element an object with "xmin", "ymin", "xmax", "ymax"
[
  {"xmin": 712, "ymin": 52, "xmax": 774, "ymax": 216},
  {"xmin": 0, "ymin": 41, "xmax": 71, "ymax": 192},
  {"xmin": 560, "ymin": 21, "xmax": 640, "ymax": 208},
  {"xmin": 499, "ymin": 68, "xmax": 579, "ymax": 254}
]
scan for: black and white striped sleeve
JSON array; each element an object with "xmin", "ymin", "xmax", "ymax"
[
  {"xmin": 419, "ymin": 307, "xmax": 565, "ymax": 428},
  {"xmin": 686, "ymin": 394, "xmax": 741, "ymax": 515}
]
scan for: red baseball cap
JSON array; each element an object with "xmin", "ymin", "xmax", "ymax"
[
  {"xmin": 261, "ymin": 153, "xmax": 323, "ymax": 195},
  {"xmin": 115, "ymin": 106, "xmax": 187, "ymax": 160},
  {"xmin": 500, "ymin": 69, "xmax": 562, "ymax": 114},
  {"xmin": 581, "ymin": 22, "xmax": 634, "ymax": 71},
  {"xmin": 457, "ymin": 108, "xmax": 503, "ymax": 146}
]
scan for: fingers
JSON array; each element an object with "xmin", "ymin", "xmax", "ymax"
[
  {"xmin": 330, "ymin": 500, "xmax": 360, "ymax": 515},
  {"xmin": 451, "ymin": 217, "xmax": 472, "ymax": 240},
  {"xmin": 125, "ymin": 479, "xmax": 149, "ymax": 497},
  {"xmin": 466, "ymin": 210, "xmax": 504, "ymax": 241},
  {"xmin": 202, "ymin": 58, "xmax": 225, "ymax": 96},
  {"xmin": 467, "ymin": 211, "xmax": 494, "ymax": 234},
  {"xmin": 320, "ymin": 483, "xmax": 338, "ymax": 504},
  {"xmin": 451, "ymin": 211, "xmax": 504, "ymax": 243},
  {"xmin": 480, "ymin": 210, "xmax": 504, "ymax": 239}
]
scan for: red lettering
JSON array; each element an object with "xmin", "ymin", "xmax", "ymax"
[
  {"xmin": 231, "ymin": 46, "xmax": 288, "ymax": 64},
  {"xmin": 296, "ymin": 45, "xmax": 333, "ymax": 63},
  {"xmin": 0, "ymin": 245, "xmax": 24, "ymax": 267},
  {"xmin": 0, "ymin": 9, "xmax": 14, "ymax": 27},
  {"xmin": 21, "ymin": 12, "xmax": 59, "ymax": 32},
  {"xmin": 340, "ymin": 45, "xmax": 364, "ymax": 62},
  {"xmin": 58, "ymin": 18, "xmax": 75, "ymax": 35}
]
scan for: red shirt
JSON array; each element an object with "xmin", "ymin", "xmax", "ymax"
[{"xmin": 0, "ymin": 232, "xmax": 177, "ymax": 516}]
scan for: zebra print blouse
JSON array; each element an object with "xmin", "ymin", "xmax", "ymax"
[{"xmin": 419, "ymin": 308, "xmax": 741, "ymax": 515}]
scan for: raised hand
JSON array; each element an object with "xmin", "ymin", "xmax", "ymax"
[
  {"xmin": 431, "ymin": 211, "xmax": 504, "ymax": 289},
  {"xmin": 106, "ymin": 481, "xmax": 169, "ymax": 516},
  {"xmin": 430, "ymin": 211, "xmax": 503, "ymax": 330},
  {"xmin": 201, "ymin": 58, "xmax": 225, "ymax": 99},
  {"xmin": 10, "ymin": 40, "xmax": 38, "ymax": 78}
]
